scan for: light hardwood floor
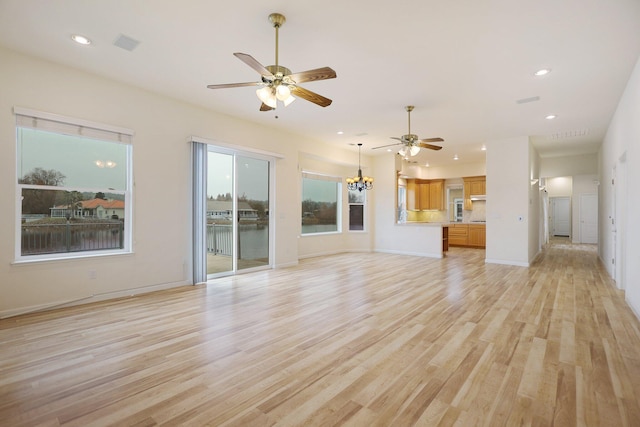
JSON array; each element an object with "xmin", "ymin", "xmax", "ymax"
[{"xmin": 2, "ymin": 239, "xmax": 640, "ymax": 426}]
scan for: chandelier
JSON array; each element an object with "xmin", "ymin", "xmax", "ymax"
[{"xmin": 346, "ymin": 143, "xmax": 373, "ymax": 192}]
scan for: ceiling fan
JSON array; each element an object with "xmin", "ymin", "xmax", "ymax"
[
  {"xmin": 373, "ymin": 106, "xmax": 443, "ymax": 156},
  {"xmin": 207, "ymin": 13, "xmax": 337, "ymax": 111}
]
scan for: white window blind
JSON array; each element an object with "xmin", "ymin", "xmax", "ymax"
[{"xmin": 14, "ymin": 107, "xmax": 133, "ymax": 144}]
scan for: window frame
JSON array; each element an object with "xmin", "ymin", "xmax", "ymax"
[
  {"xmin": 301, "ymin": 172, "xmax": 342, "ymax": 236},
  {"xmin": 14, "ymin": 107, "xmax": 134, "ymax": 262}
]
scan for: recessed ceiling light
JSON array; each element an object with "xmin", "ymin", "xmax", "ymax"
[
  {"xmin": 545, "ymin": 114, "xmax": 557, "ymax": 120},
  {"xmin": 337, "ymin": 131, "xmax": 344, "ymax": 135},
  {"xmin": 425, "ymin": 162, "xmax": 430, "ymax": 167},
  {"xmin": 453, "ymin": 154, "xmax": 459, "ymax": 160},
  {"xmin": 534, "ymin": 68, "xmax": 551, "ymax": 76},
  {"xmin": 386, "ymin": 148, "xmax": 392, "ymax": 152},
  {"xmin": 71, "ymin": 34, "xmax": 91, "ymax": 45},
  {"xmin": 481, "ymin": 145, "xmax": 486, "ymax": 151}
]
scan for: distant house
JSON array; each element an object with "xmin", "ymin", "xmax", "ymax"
[
  {"xmin": 206, "ymin": 200, "xmax": 258, "ymax": 222},
  {"xmin": 50, "ymin": 198, "xmax": 125, "ymax": 219}
]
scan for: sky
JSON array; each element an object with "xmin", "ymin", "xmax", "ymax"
[
  {"xmin": 18, "ymin": 128, "xmax": 127, "ymax": 191},
  {"xmin": 207, "ymin": 152, "xmax": 269, "ymax": 201},
  {"xmin": 206, "ymin": 152, "xmax": 342, "ymax": 203}
]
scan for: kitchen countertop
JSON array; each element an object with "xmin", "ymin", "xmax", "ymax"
[{"xmin": 402, "ymin": 221, "xmax": 486, "ymax": 226}]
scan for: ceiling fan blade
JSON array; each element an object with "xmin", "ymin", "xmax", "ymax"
[
  {"xmin": 290, "ymin": 86, "xmax": 332, "ymax": 107},
  {"xmin": 207, "ymin": 82, "xmax": 260, "ymax": 89},
  {"xmin": 288, "ymin": 67, "xmax": 337, "ymax": 84},
  {"xmin": 259, "ymin": 103, "xmax": 275, "ymax": 111},
  {"xmin": 417, "ymin": 142, "xmax": 443, "ymax": 151},
  {"xmin": 419, "ymin": 137, "xmax": 444, "ymax": 143},
  {"xmin": 372, "ymin": 142, "xmax": 403, "ymax": 150},
  {"xmin": 233, "ymin": 52, "xmax": 273, "ymax": 77}
]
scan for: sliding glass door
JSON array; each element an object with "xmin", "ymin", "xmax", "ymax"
[
  {"xmin": 205, "ymin": 149, "xmax": 271, "ymax": 277},
  {"xmin": 235, "ymin": 155, "xmax": 270, "ymax": 271}
]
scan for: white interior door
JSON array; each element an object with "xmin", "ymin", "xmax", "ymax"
[
  {"xmin": 579, "ymin": 194, "xmax": 598, "ymax": 244},
  {"xmin": 551, "ymin": 197, "xmax": 571, "ymax": 237}
]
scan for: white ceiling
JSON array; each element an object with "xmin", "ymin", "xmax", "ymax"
[{"xmin": 1, "ymin": 0, "xmax": 639, "ymax": 168}]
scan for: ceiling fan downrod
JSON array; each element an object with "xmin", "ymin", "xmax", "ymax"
[
  {"xmin": 406, "ymin": 105, "xmax": 414, "ymax": 142},
  {"xmin": 269, "ymin": 13, "xmax": 286, "ymax": 70}
]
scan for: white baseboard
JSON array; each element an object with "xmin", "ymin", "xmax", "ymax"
[
  {"xmin": 1, "ymin": 280, "xmax": 190, "ymax": 319},
  {"xmin": 274, "ymin": 260, "xmax": 299, "ymax": 268},
  {"xmin": 484, "ymin": 258, "xmax": 530, "ymax": 267},
  {"xmin": 298, "ymin": 249, "xmax": 373, "ymax": 260},
  {"xmin": 627, "ymin": 295, "xmax": 640, "ymax": 322},
  {"xmin": 374, "ymin": 248, "xmax": 444, "ymax": 259}
]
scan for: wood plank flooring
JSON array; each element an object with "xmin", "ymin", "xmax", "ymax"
[{"xmin": 2, "ymin": 239, "xmax": 640, "ymax": 426}]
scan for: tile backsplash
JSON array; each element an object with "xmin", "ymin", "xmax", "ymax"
[
  {"xmin": 406, "ymin": 210, "xmax": 448, "ymax": 222},
  {"xmin": 469, "ymin": 200, "xmax": 486, "ymax": 222}
]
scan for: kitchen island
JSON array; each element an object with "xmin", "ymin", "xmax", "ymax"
[
  {"xmin": 393, "ymin": 221, "xmax": 449, "ymax": 258},
  {"xmin": 399, "ymin": 221, "xmax": 486, "ymax": 251}
]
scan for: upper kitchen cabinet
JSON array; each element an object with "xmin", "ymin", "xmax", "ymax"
[
  {"xmin": 463, "ymin": 176, "xmax": 486, "ymax": 210},
  {"xmin": 406, "ymin": 179, "xmax": 444, "ymax": 210},
  {"xmin": 429, "ymin": 180, "xmax": 444, "ymax": 210},
  {"xmin": 407, "ymin": 179, "xmax": 419, "ymax": 211}
]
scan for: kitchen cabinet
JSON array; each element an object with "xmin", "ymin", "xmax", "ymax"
[
  {"xmin": 407, "ymin": 179, "xmax": 419, "ymax": 210},
  {"xmin": 419, "ymin": 182, "xmax": 430, "ymax": 210},
  {"xmin": 463, "ymin": 176, "xmax": 486, "ymax": 210},
  {"xmin": 429, "ymin": 180, "xmax": 444, "ymax": 210},
  {"xmin": 448, "ymin": 223, "xmax": 486, "ymax": 248},
  {"xmin": 468, "ymin": 224, "xmax": 486, "ymax": 248},
  {"xmin": 470, "ymin": 180, "xmax": 486, "ymax": 197},
  {"xmin": 448, "ymin": 223, "xmax": 469, "ymax": 246},
  {"xmin": 406, "ymin": 179, "xmax": 444, "ymax": 210}
]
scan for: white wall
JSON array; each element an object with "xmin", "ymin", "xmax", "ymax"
[
  {"xmin": 0, "ymin": 46, "xmax": 365, "ymax": 317},
  {"xmin": 485, "ymin": 136, "xmax": 531, "ymax": 266},
  {"xmin": 372, "ymin": 154, "xmax": 444, "ymax": 258},
  {"xmin": 405, "ymin": 161, "xmax": 486, "ymax": 180},
  {"xmin": 599, "ymin": 55, "xmax": 640, "ymax": 317},
  {"xmin": 540, "ymin": 153, "xmax": 597, "ymax": 177},
  {"xmin": 545, "ymin": 177, "xmax": 573, "ymax": 197},
  {"xmin": 529, "ymin": 143, "xmax": 541, "ymax": 262}
]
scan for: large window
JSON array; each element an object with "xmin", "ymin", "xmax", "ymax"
[
  {"xmin": 15, "ymin": 108, "xmax": 133, "ymax": 260},
  {"xmin": 301, "ymin": 172, "xmax": 340, "ymax": 235}
]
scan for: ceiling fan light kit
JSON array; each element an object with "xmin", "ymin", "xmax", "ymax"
[{"xmin": 207, "ymin": 12, "xmax": 336, "ymax": 111}]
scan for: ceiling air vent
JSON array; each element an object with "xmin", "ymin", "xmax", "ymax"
[
  {"xmin": 113, "ymin": 34, "xmax": 140, "ymax": 52},
  {"xmin": 549, "ymin": 129, "xmax": 589, "ymax": 139},
  {"xmin": 515, "ymin": 96, "xmax": 540, "ymax": 104}
]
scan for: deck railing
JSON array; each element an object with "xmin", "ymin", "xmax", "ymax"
[
  {"xmin": 21, "ymin": 221, "xmax": 124, "ymax": 255},
  {"xmin": 206, "ymin": 223, "xmax": 232, "ymax": 256}
]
